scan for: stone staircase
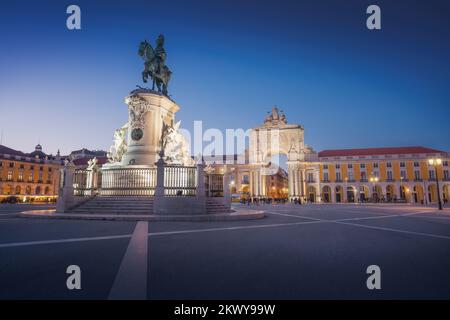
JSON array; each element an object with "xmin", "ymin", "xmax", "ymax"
[
  {"xmin": 69, "ymin": 196, "xmax": 232, "ymax": 215},
  {"xmin": 206, "ymin": 198, "xmax": 233, "ymax": 214},
  {"xmin": 70, "ymin": 196, "xmax": 154, "ymax": 215}
]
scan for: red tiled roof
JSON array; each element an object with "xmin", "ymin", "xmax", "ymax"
[
  {"xmin": 318, "ymin": 146, "xmax": 445, "ymax": 158},
  {"xmin": 73, "ymin": 156, "xmax": 109, "ymax": 166}
]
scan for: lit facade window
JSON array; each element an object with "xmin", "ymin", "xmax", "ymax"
[
  {"xmin": 7, "ymin": 170, "xmax": 13, "ymax": 181},
  {"xmin": 429, "ymin": 170, "xmax": 435, "ymax": 180},
  {"xmin": 400, "ymin": 170, "xmax": 407, "ymax": 180},
  {"xmin": 387, "ymin": 171, "xmax": 393, "ymax": 180},
  {"xmin": 414, "ymin": 170, "xmax": 421, "ymax": 180},
  {"xmin": 18, "ymin": 170, "xmax": 24, "ymax": 181},
  {"xmin": 28, "ymin": 172, "xmax": 33, "ymax": 182}
]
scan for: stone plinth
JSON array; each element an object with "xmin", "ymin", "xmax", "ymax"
[{"xmin": 122, "ymin": 90, "xmax": 180, "ymax": 166}]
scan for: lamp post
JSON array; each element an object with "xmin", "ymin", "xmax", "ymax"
[
  {"xmin": 369, "ymin": 175, "xmax": 379, "ymax": 202},
  {"xmin": 428, "ymin": 158, "xmax": 443, "ymax": 210}
]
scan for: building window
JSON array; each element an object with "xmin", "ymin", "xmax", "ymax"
[
  {"xmin": 307, "ymin": 172, "xmax": 314, "ymax": 182},
  {"xmin": 39, "ymin": 166, "xmax": 43, "ymax": 171},
  {"xmin": 386, "ymin": 162, "xmax": 392, "ymax": 168},
  {"xmin": 18, "ymin": 170, "xmax": 24, "ymax": 182},
  {"xmin": 0, "ymin": 161, "xmax": 2, "ymax": 167},
  {"xmin": 400, "ymin": 162, "xmax": 406, "ymax": 168},
  {"xmin": 48, "ymin": 168, "xmax": 52, "ymax": 172},
  {"xmin": 336, "ymin": 172, "xmax": 341, "ymax": 181},
  {"xmin": 443, "ymin": 161, "xmax": 448, "ymax": 167},
  {"xmin": 414, "ymin": 170, "xmax": 421, "ymax": 180},
  {"xmin": 28, "ymin": 172, "xmax": 33, "ymax": 182},
  {"xmin": 347, "ymin": 164, "xmax": 353, "ymax": 169},
  {"xmin": 348, "ymin": 171, "xmax": 354, "ymax": 180},
  {"xmin": 323, "ymin": 172, "xmax": 329, "ymax": 181},
  {"xmin": 387, "ymin": 171, "xmax": 393, "ymax": 180},
  {"xmin": 429, "ymin": 170, "xmax": 435, "ymax": 180},
  {"xmin": 323, "ymin": 165, "xmax": 328, "ymax": 170},
  {"xmin": 444, "ymin": 170, "xmax": 449, "ymax": 180},
  {"xmin": 414, "ymin": 161, "xmax": 419, "ymax": 167},
  {"xmin": 7, "ymin": 170, "xmax": 13, "ymax": 181},
  {"xmin": 335, "ymin": 164, "xmax": 340, "ymax": 169},
  {"xmin": 19, "ymin": 164, "xmax": 24, "ymax": 169},
  {"xmin": 373, "ymin": 163, "xmax": 379, "ymax": 168},
  {"xmin": 400, "ymin": 170, "xmax": 407, "ymax": 180},
  {"xmin": 30, "ymin": 165, "xmax": 34, "ymax": 170},
  {"xmin": 38, "ymin": 171, "xmax": 43, "ymax": 182},
  {"xmin": 9, "ymin": 162, "xmax": 14, "ymax": 168},
  {"xmin": 360, "ymin": 163, "xmax": 366, "ymax": 169}
]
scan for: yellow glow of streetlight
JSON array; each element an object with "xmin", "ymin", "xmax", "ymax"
[{"xmin": 428, "ymin": 158, "xmax": 442, "ymax": 166}]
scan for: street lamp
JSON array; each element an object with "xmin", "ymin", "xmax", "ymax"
[
  {"xmin": 369, "ymin": 176, "xmax": 379, "ymax": 202},
  {"xmin": 428, "ymin": 158, "xmax": 443, "ymax": 210}
]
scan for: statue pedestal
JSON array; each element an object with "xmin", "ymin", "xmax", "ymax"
[{"xmin": 121, "ymin": 90, "xmax": 179, "ymax": 166}]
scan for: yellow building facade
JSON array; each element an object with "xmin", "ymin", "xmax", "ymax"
[
  {"xmin": 0, "ymin": 144, "xmax": 61, "ymax": 202},
  {"xmin": 315, "ymin": 147, "xmax": 450, "ymax": 204}
]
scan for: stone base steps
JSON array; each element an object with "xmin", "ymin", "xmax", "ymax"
[
  {"xmin": 70, "ymin": 197, "xmax": 153, "ymax": 215},
  {"xmin": 69, "ymin": 196, "xmax": 232, "ymax": 215},
  {"xmin": 206, "ymin": 198, "xmax": 233, "ymax": 214}
]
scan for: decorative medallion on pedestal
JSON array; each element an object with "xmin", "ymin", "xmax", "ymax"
[{"xmin": 131, "ymin": 128, "xmax": 143, "ymax": 141}]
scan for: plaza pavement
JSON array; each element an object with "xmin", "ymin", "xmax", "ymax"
[{"xmin": 0, "ymin": 203, "xmax": 449, "ymax": 299}]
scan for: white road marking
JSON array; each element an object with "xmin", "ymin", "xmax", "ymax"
[
  {"xmin": 334, "ymin": 220, "xmax": 450, "ymax": 241},
  {"xmin": 147, "ymin": 220, "xmax": 325, "ymax": 237},
  {"xmin": 0, "ymin": 220, "xmax": 325, "ymax": 249},
  {"xmin": 109, "ymin": 221, "xmax": 149, "ymax": 300},
  {"xmin": 0, "ymin": 233, "xmax": 133, "ymax": 248},
  {"xmin": 1, "ymin": 208, "xmax": 449, "ymax": 249}
]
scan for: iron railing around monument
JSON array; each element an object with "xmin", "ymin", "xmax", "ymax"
[
  {"xmin": 206, "ymin": 173, "xmax": 224, "ymax": 197},
  {"xmin": 99, "ymin": 167, "xmax": 156, "ymax": 196},
  {"xmin": 164, "ymin": 165, "xmax": 197, "ymax": 196},
  {"xmin": 73, "ymin": 169, "xmax": 89, "ymax": 196}
]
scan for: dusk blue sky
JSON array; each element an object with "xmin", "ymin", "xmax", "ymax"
[{"xmin": 0, "ymin": 0, "xmax": 449, "ymax": 155}]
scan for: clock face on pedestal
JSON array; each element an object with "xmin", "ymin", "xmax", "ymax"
[{"xmin": 131, "ymin": 128, "xmax": 143, "ymax": 141}]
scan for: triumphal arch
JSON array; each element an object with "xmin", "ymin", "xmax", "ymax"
[{"xmin": 247, "ymin": 107, "xmax": 321, "ymax": 202}]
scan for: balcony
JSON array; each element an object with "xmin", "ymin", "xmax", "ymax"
[
  {"xmin": 386, "ymin": 179, "xmax": 395, "ymax": 182},
  {"xmin": 360, "ymin": 179, "xmax": 368, "ymax": 183},
  {"xmin": 414, "ymin": 178, "xmax": 423, "ymax": 182},
  {"xmin": 321, "ymin": 179, "xmax": 330, "ymax": 183},
  {"xmin": 335, "ymin": 179, "xmax": 343, "ymax": 183}
]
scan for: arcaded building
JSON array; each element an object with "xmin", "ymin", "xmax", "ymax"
[{"xmin": 0, "ymin": 144, "xmax": 62, "ymax": 202}]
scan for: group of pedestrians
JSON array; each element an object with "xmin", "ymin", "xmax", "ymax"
[{"xmin": 241, "ymin": 195, "xmax": 304, "ymax": 205}]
